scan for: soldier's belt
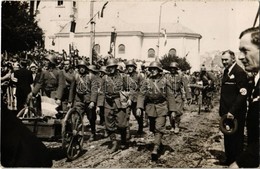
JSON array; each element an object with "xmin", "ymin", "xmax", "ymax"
[
  {"xmin": 45, "ymin": 87, "xmax": 56, "ymax": 92},
  {"xmin": 105, "ymin": 93, "xmax": 120, "ymax": 99},
  {"xmin": 146, "ymin": 98, "xmax": 166, "ymax": 104}
]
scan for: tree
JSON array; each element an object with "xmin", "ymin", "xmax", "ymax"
[
  {"xmin": 160, "ymin": 54, "xmax": 191, "ymax": 71},
  {"xmin": 1, "ymin": 1, "xmax": 43, "ymax": 53}
]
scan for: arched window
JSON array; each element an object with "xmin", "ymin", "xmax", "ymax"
[
  {"xmin": 93, "ymin": 44, "xmax": 100, "ymax": 54},
  {"xmin": 118, "ymin": 44, "xmax": 125, "ymax": 54},
  {"xmin": 169, "ymin": 48, "xmax": 177, "ymax": 56},
  {"xmin": 148, "ymin": 48, "xmax": 155, "ymax": 58}
]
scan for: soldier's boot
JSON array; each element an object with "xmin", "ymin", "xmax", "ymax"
[
  {"xmin": 137, "ymin": 118, "xmax": 144, "ymax": 136},
  {"xmin": 110, "ymin": 133, "xmax": 118, "ymax": 153},
  {"xmin": 89, "ymin": 133, "xmax": 96, "ymax": 141},
  {"xmin": 120, "ymin": 128, "xmax": 128, "ymax": 150},
  {"xmin": 89, "ymin": 120, "xmax": 96, "ymax": 141},
  {"xmin": 170, "ymin": 117, "xmax": 176, "ymax": 132},
  {"xmin": 151, "ymin": 145, "xmax": 159, "ymax": 161}
]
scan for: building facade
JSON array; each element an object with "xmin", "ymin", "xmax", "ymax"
[{"xmin": 35, "ymin": 1, "xmax": 202, "ymax": 71}]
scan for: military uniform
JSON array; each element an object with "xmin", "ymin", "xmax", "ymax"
[
  {"xmin": 125, "ymin": 60, "xmax": 144, "ymax": 136},
  {"xmin": 97, "ymin": 59, "xmax": 128, "ymax": 151},
  {"xmin": 166, "ymin": 71, "xmax": 191, "ymax": 133},
  {"xmin": 32, "ymin": 67, "xmax": 65, "ymax": 100},
  {"xmin": 69, "ymin": 64, "xmax": 99, "ymax": 140},
  {"xmin": 137, "ymin": 61, "xmax": 176, "ymax": 159}
]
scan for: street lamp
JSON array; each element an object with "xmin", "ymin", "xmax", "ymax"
[{"xmin": 156, "ymin": 0, "xmax": 171, "ymax": 61}]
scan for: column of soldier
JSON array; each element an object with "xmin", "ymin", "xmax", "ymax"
[{"xmin": 1, "ymin": 49, "xmax": 219, "ymax": 161}]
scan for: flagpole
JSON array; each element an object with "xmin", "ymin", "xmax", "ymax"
[
  {"xmin": 113, "ymin": 27, "xmax": 116, "ymax": 58},
  {"xmin": 89, "ymin": 0, "xmax": 94, "ymax": 65}
]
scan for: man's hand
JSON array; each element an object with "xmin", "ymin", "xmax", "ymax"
[
  {"xmin": 56, "ymin": 99, "xmax": 61, "ymax": 105},
  {"xmin": 226, "ymin": 112, "xmax": 234, "ymax": 119},
  {"xmin": 67, "ymin": 102, "xmax": 72, "ymax": 109},
  {"xmin": 126, "ymin": 99, "xmax": 132, "ymax": 107},
  {"xmin": 187, "ymin": 98, "xmax": 192, "ymax": 105},
  {"xmin": 96, "ymin": 107, "xmax": 100, "ymax": 114},
  {"xmin": 136, "ymin": 108, "xmax": 142, "ymax": 117},
  {"xmin": 88, "ymin": 102, "xmax": 95, "ymax": 109}
]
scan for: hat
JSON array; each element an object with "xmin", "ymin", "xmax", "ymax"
[{"xmin": 219, "ymin": 114, "xmax": 238, "ymax": 135}]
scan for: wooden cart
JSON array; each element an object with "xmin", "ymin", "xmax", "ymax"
[{"xmin": 17, "ymin": 96, "xmax": 84, "ymax": 161}]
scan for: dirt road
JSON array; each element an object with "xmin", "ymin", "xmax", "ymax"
[{"xmin": 44, "ymin": 96, "xmax": 227, "ymax": 168}]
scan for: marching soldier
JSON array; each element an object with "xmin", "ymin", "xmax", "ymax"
[
  {"xmin": 68, "ymin": 61, "xmax": 99, "ymax": 141},
  {"xmin": 98, "ymin": 66, "xmax": 107, "ymax": 126},
  {"xmin": 166, "ymin": 62, "xmax": 191, "ymax": 134},
  {"xmin": 125, "ymin": 60, "xmax": 144, "ymax": 137},
  {"xmin": 30, "ymin": 54, "xmax": 65, "ymax": 107},
  {"xmin": 96, "ymin": 58, "xmax": 130, "ymax": 152},
  {"xmin": 136, "ymin": 61, "xmax": 176, "ymax": 160}
]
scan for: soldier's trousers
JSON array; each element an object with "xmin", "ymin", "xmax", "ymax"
[
  {"xmin": 126, "ymin": 102, "xmax": 143, "ymax": 132},
  {"xmin": 104, "ymin": 108, "xmax": 128, "ymax": 132},
  {"xmin": 73, "ymin": 101, "xmax": 97, "ymax": 134},
  {"xmin": 105, "ymin": 107, "xmax": 128, "ymax": 143},
  {"xmin": 149, "ymin": 116, "xmax": 166, "ymax": 146},
  {"xmin": 169, "ymin": 95, "xmax": 184, "ymax": 127}
]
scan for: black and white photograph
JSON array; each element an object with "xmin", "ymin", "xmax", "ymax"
[{"xmin": 1, "ymin": 0, "xmax": 259, "ymax": 168}]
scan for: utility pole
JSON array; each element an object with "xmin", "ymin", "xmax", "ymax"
[
  {"xmin": 156, "ymin": 0, "xmax": 170, "ymax": 61},
  {"xmin": 89, "ymin": 0, "xmax": 94, "ymax": 65}
]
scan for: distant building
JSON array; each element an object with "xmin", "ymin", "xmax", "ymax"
[{"xmin": 35, "ymin": 1, "xmax": 202, "ymax": 71}]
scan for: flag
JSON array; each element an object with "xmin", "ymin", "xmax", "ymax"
[
  {"xmin": 162, "ymin": 28, "xmax": 167, "ymax": 46},
  {"xmin": 70, "ymin": 20, "xmax": 76, "ymax": 33},
  {"xmin": 109, "ymin": 32, "xmax": 117, "ymax": 54},
  {"xmin": 101, "ymin": 1, "xmax": 108, "ymax": 18}
]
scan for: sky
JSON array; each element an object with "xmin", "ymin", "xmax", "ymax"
[{"xmin": 94, "ymin": 0, "xmax": 259, "ymax": 54}]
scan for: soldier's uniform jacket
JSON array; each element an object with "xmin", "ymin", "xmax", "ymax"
[
  {"xmin": 137, "ymin": 74, "xmax": 176, "ymax": 117},
  {"xmin": 97, "ymin": 72, "xmax": 127, "ymax": 109},
  {"xmin": 125, "ymin": 72, "xmax": 144, "ymax": 103},
  {"xmin": 33, "ymin": 68, "xmax": 65, "ymax": 100},
  {"xmin": 165, "ymin": 73, "xmax": 191, "ymax": 99},
  {"xmin": 62, "ymin": 69, "xmax": 75, "ymax": 88},
  {"xmin": 68, "ymin": 73, "xmax": 99, "ymax": 104},
  {"xmin": 219, "ymin": 63, "xmax": 248, "ymax": 117}
]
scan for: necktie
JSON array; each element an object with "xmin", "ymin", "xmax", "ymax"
[{"xmin": 222, "ymin": 68, "xmax": 229, "ymax": 82}]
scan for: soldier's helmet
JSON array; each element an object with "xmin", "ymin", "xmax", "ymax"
[
  {"xmin": 117, "ymin": 65, "xmax": 125, "ymax": 73},
  {"xmin": 87, "ymin": 65, "xmax": 98, "ymax": 72},
  {"xmin": 169, "ymin": 62, "xmax": 179, "ymax": 69},
  {"xmin": 77, "ymin": 60, "xmax": 88, "ymax": 68},
  {"xmin": 126, "ymin": 60, "xmax": 137, "ymax": 68},
  {"xmin": 99, "ymin": 66, "xmax": 107, "ymax": 74},
  {"xmin": 148, "ymin": 61, "xmax": 163, "ymax": 71},
  {"xmin": 45, "ymin": 54, "xmax": 57, "ymax": 64},
  {"xmin": 106, "ymin": 58, "xmax": 118, "ymax": 67}
]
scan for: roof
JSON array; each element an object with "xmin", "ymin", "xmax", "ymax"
[{"xmin": 58, "ymin": 18, "xmax": 201, "ymax": 38}]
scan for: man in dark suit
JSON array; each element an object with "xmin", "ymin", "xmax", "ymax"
[
  {"xmin": 230, "ymin": 27, "xmax": 259, "ymax": 168},
  {"xmin": 219, "ymin": 50, "xmax": 248, "ymax": 165},
  {"xmin": 14, "ymin": 59, "xmax": 33, "ymax": 113}
]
